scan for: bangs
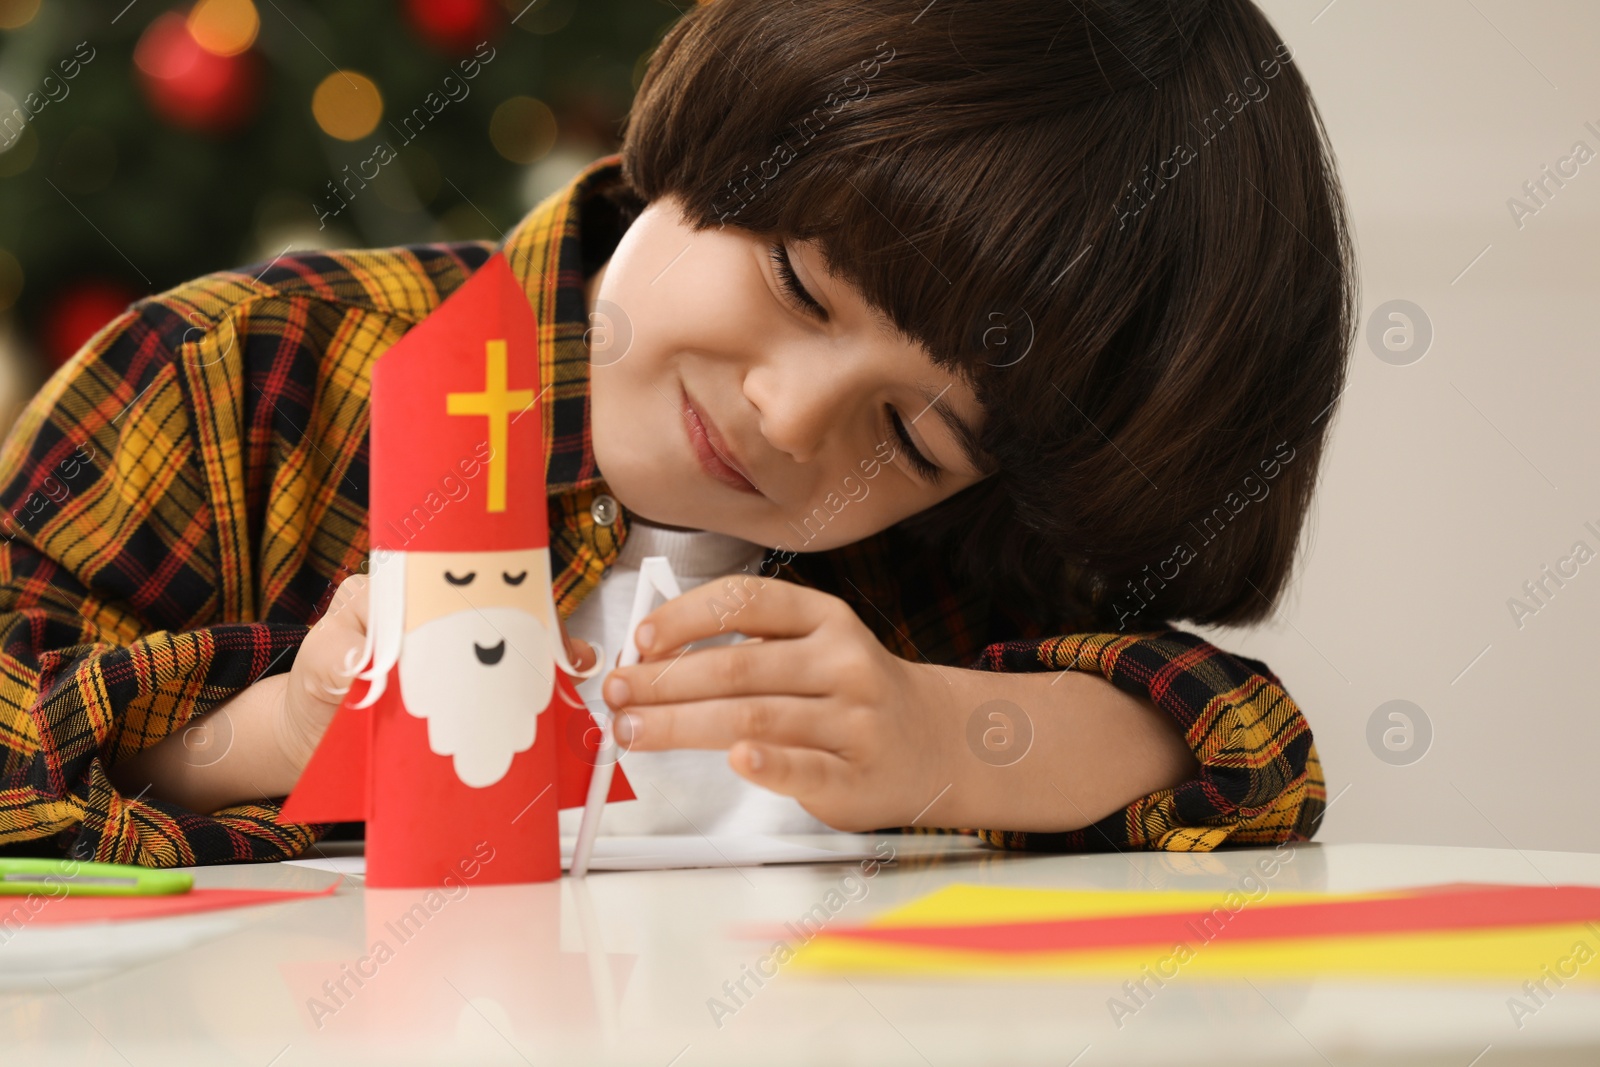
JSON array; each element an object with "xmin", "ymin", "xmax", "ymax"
[{"xmin": 620, "ymin": 1, "xmax": 1190, "ymax": 390}]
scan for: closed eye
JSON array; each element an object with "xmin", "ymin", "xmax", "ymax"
[
  {"xmin": 887, "ymin": 407, "xmax": 941, "ymax": 483},
  {"xmin": 444, "ymin": 571, "xmax": 476, "ymax": 586},
  {"xmin": 502, "ymin": 571, "xmax": 528, "ymax": 586},
  {"xmin": 768, "ymin": 242, "xmax": 828, "ymax": 321}
]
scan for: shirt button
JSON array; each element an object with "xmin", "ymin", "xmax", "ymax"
[{"xmin": 590, "ymin": 493, "xmax": 619, "ymax": 526}]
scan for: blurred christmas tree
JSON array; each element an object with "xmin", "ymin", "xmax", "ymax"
[{"xmin": 0, "ymin": 0, "xmax": 677, "ymax": 421}]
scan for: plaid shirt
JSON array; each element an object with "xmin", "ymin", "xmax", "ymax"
[{"xmin": 0, "ymin": 157, "xmax": 1324, "ymax": 866}]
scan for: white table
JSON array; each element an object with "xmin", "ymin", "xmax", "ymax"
[{"xmin": 4, "ymin": 839, "xmax": 1599, "ymax": 1065}]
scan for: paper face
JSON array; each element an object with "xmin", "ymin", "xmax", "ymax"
[
  {"xmin": 399, "ymin": 549, "xmax": 559, "ymax": 787},
  {"xmin": 403, "ymin": 548, "xmax": 553, "ymax": 630}
]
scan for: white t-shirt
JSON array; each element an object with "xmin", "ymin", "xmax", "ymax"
[{"xmin": 556, "ymin": 518, "xmax": 832, "ymax": 836}]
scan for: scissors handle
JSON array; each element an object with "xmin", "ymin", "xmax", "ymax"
[{"xmin": 0, "ymin": 858, "xmax": 194, "ymax": 896}]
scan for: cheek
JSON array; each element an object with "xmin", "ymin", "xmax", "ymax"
[
  {"xmin": 590, "ymin": 226, "xmax": 777, "ymax": 486},
  {"xmin": 632, "ymin": 260, "xmax": 771, "ymax": 367},
  {"xmin": 594, "ymin": 213, "xmax": 770, "ymax": 379},
  {"xmin": 776, "ymin": 465, "xmax": 936, "ymax": 552}
]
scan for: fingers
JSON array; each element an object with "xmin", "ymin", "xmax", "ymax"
[
  {"xmin": 634, "ymin": 576, "xmax": 846, "ymax": 661},
  {"xmin": 615, "ymin": 696, "xmax": 845, "ymax": 752},
  {"xmin": 296, "ymin": 622, "xmax": 368, "ymax": 706},
  {"xmin": 298, "ymin": 575, "xmax": 373, "ymax": 707},
  {"xmin": 728, "ymin": 741, "xmax": 851, "ymax": 804},
  {"xmin": 319, "ymin": 573, "xmax": 370, "ymax": 633},
  {"xmin": 559, "ymin": 618, "xmax": 596, "ymax": 673},
  {"xmin": 605, "ymin": 639, "xmax": 834, "ymax": 708}
]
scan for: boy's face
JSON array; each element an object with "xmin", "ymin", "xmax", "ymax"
[{"xmin": 588, "ymin": 197, "xmax": 990, "ymax": 553}]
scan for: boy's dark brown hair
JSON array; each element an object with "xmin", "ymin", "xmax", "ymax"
[{"xmin": 621, "ymin": 0, "xmax": 1354, "ymax": 632}]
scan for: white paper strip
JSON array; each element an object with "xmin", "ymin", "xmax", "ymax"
[{"xmin": 569, "ymin": 556, "xmax": 683, "ymax": 877}]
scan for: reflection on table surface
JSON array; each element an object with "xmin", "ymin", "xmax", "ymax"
[{"xmin": 3, "ymin": 838, "xmax": 1600, "ymax": 1066}]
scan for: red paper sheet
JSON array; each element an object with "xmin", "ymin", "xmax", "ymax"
[
  {"xmin": 3, "ymin": 882, "xmax": 338, "ymax": 927},
  {"xmin": 825, "ymin": 884, "xmax": 1600, "ymax": 954}
]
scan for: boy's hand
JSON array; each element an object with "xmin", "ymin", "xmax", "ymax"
[
  {"xmin": 274, "ymin": 574, "xmax": 370, "ymax": 771},
  {"xmin": 601, "ymin": 575, "xmax": 957, "ymax": 832},
  {"xmin": 274, "ymin": 574, "xmax": 599, "ymax": 772}
]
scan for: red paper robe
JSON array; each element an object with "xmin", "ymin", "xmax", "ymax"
[{"xmin": 281, "ymin": 670, "xmax": 632, "ymax": 887}]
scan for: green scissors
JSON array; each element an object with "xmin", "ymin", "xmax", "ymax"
[{"xmin": 0, "ymin": 857, "xmax": 193, "ymax": 897}]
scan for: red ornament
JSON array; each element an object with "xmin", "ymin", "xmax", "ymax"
[
  {"xmin": 41, "ymin": 280, "xmax": 141, "ymax": 368},
  {"xmin": 134, "ymin": 11, "xmax": 261, "ymax": 134},
  {"xmin": 403, "ymin": 0, "xmax": 499, "ymax": 55}
]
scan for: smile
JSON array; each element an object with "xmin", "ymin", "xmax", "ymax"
[
  {"xmin": 474, "ymin": 640, "xmax": 506, "ymax": 665},
  {"xmin": 681, "ymin": 386, "xmax": 760, "ymax": 495}
]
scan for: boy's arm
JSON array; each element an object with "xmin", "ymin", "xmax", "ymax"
[
  {"xmin": 960, "ymin": 630, "xmax": 1325, "ymax": 851},
  {"xmin": 0, "ymin": 301, "xmax": 322, "ymax": 866},
  {"xmin": 604, "ymin": 579, "xmax": 1324, "ymax": 852}
]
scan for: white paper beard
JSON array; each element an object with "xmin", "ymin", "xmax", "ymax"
[{"xmin": 397, "ymin": 606, "xmax": 555, "ymax": 788}]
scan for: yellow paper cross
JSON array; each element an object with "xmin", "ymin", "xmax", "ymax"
[{"xmin": 446, "ymin": 339, "xmax": 533, "ymax": 512}]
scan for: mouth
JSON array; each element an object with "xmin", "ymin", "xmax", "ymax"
[
  {"xmin": 474, "ymin": 640, "xmax": 506, "ymax": 666},
  {"xmin": 681, "ymin": 386, "xmax": 760, "ymax": 495}
]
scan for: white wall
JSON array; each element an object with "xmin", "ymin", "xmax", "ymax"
[{"xmin": 1194, "ymin": 0, "xmax": 1600, "ymax": 851}]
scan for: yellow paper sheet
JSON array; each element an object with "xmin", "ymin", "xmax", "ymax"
[
  {"xmin": 791, "ymin": 884, "xmax": 1600, "ymax": 981},
  {"xmin": 867, "ymin": 884, "xmax": 1400, "ymax": 926}
]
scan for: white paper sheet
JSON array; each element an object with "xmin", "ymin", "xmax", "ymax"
[
  {"xmin": 282, "ymin": 835, "xmax": 881, "ymax": 876},
  {"xmin": 563, "ymin": 835, "xmax": 881, "ymax": 872},
  {"xmin": 280, "ymin": 854, "xmax": 369, "ymax": 875}
]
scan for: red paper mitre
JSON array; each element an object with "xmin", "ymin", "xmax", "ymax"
[{"xmin": 369, "ymin": 253, "xmax": 547, "ymax": 554}]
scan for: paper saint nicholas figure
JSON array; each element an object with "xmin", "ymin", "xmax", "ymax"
[{"xmin": 280, "ymin": 253, "xmax": 634, "ymax": 887}]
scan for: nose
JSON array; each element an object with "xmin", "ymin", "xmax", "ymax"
[{"xmin": 743, "ymin": 345, "xmax": 867, "ymax": 464}]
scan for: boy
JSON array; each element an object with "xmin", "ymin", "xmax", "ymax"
[{"xmin": 0, "ymin": 0, "xmax": 1339, "ymax": 865}]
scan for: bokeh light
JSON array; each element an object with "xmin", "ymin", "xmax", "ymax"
[
  {"xmin": 134, "ymin": 11, "xmax": 263, "ymax": 133},
  {"xmin": 312, "ymin": 71, "xmax": 384, "ymax": 142},
  {"xmin": 0, "ymin": 0, "xmax": 40, "ymax": 31},
  {"xmin": 489, "ymin": 96, "xmax": 557, "ymax": 165},
  {"xmin": 41, "ymin": 280, "xmax": 139, "ymax": 368},
  {"xmin": 402, "ymin": 0, "xmax": 498, "ymax": 53},
  {"xmin": 187, "ymin": 0, "xmax": 260, "ymax": 58},
  {"xmin": 0, "ymin": 89, "xmax": 27, "ymax": 165},
  {"xmin": 0, "ymin": 0, "xmax": 679, "ymax": 392}
]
